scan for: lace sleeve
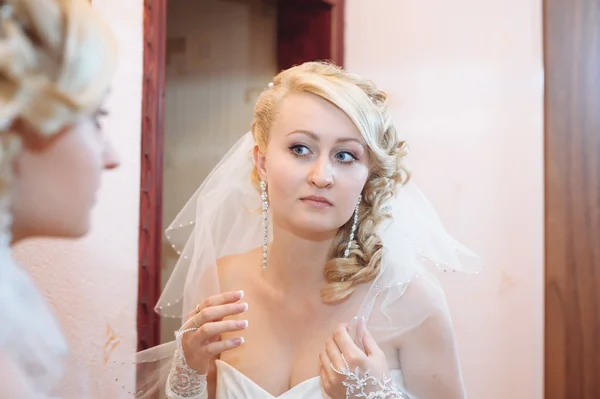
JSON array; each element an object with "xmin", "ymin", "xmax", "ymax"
[
  {"xmin": 340, "ymin": 367, "xmax": 410, "ymax": 398},
  {"xmin": 165, "ymin": 329, "xmax": 208, "ymax": 399}
]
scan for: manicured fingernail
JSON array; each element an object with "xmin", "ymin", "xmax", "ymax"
[
  {"xmin": 239, "ymin": 290, "xmax": 244, "ymax": 298},
  {"xmin": 232, "ymin": 337, "xmax": 244, "ymax": 345},
  {"xmin": 236, "ymin": 320, "xmax": 248, "ymax": 328},
  {"xmin": 240, "ymin": 302, "xmax": 248, "ymax": 311}
]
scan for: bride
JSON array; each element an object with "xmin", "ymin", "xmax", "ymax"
[{"xmin": 135, "ymin": 61, "xmax": 480, "ymax": 399}]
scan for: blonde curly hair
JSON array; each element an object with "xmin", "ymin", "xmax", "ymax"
[
  {"xmin": 250, "ymin": 61, "xmax": 410, "ymax": 303},
  {"xmin": 0, "ymin": 0, "xmax": 117, "ymax": 238}
]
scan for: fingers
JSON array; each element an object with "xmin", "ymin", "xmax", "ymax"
[
  {"xmin": 319, "ymin": 350, "xmax": 335, "ymax": 380},
  {"xmin": 319, "ymin": 350, "xmax": 330, "ymax": 368},
  {"xmin": 202, "ymin": 290, "xmax": 245, "ymax": 309},
  {"xmin": 360, "ymin": 324, "xmax": 380, "ymax": 357},
  {"xmin": 204, "ymin": 337, "xmax": 245, "ymax": 356},
  {"xmin": 332, "ymin": 324, "xmax": 365, "ymax": 364},
  {"xmin": 184, "ymin": 290, "xmax": 245, "ymax": 322},
  {"xmin": 325, "ymin": 338, "xmax": 346, "ymax": 372},
  {"xmin": 178, "ymin": 291, "xmax": 248, "ymax": 373},
  {"xmin": 194, "ymin": 301, "xmax": 248, "ymax": 326},
  {"xmin": 195, "ymin": 319, "xmax": 248, "ymax": 342},
  {"xmin": 318, "ymin": 352, "xmax": 330, "ymax": 382},
  {"xmin": 319, "ymin": 364, "xmax": 327, "ymax": 383},
  {"xmin": 354, "ymin": 317, "xmax": 367, "ymax": 352}
]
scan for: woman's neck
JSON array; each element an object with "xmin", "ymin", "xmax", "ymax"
[{"xmin": 263, "ymin": 225, "xmax": 336, "ymax": 299}]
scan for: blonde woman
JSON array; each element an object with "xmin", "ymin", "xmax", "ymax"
[
  {"xmin": 135, "ymin": 62, "xmax": 480, "ymax": 399},
  {"xmin": 0, "ymin": 0, "xmax": 118, "ymax": 397}
]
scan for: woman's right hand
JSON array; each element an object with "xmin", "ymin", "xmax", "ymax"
[{"xmin": 181, "ymin": 290, "xmax": 248, "ymax": 374}]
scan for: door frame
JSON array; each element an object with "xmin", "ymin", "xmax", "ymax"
[
  {"xmin": 137, "ymin": 0, "xmax": 166, "ymax": 352},
  {"xmin": 543, "ymin": 0, "xmax": 600, "ymax": 397},
  {"xmin": 138, "ymin": 0, "xmax": 345, "ymax": 352}
]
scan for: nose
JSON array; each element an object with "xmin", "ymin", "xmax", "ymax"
[
  {"xmin": 103, "ymin": 138, "xmax": 120, "ymax": 170},
  {"xmin": 308, "ymin": 156, "xmax": 334, "ymax": 188}
]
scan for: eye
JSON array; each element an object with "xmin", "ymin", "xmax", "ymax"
[
  {"xmin": 335, "ymin": 151, "xmax": 358, "ymax": 163},
  {"xmin": 289, "ymin": 144, "xmax": 310, "ymax": 157}
]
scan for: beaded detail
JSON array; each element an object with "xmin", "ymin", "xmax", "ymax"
[{"xmin": 341, "ymin": 367, "xmax": 408, "ymax": 399}]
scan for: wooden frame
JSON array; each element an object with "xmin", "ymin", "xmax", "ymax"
[
  {"xmin": 277, "ymin": 0, "xmax": 344, "ymax": 70},
  {"xmin": 544, "ymin": 0, "xmax": 600, "ymax": 397},
  {"xmin": 328, "ymin": 0, "xmax": 345, "ymax": 65},
  {"xmin": 138, "ymin": 0, "xmax": 166, "ymax": 352},
  {"xmin": 138, "ymin": 0, "xmax": 345, "ymax": 353}
]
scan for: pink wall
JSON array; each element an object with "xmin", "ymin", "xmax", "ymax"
[
  {"xmin": 346, "ymin": 0, "xmax": 544, "ymax": 398},
  {"xmin": 12, "ymin": 0, "xmax": 142, "ymax": 397}
]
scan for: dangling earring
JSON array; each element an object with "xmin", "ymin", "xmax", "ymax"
[
  {"xmin": 261, "ymin": 180, "xmax": 269, "ymax": 269},
  {"xmin": 344, "ymin": 195, "xmax": 362, "ymax": 258}
]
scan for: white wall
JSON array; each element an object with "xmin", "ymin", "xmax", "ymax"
[
  {"xmin": 345, "ymin": 1, "xmax": 544, "ymax": 398},
  {"xmin": 12, "ymin": 0, "xmax": 143, "ymax": 397}
]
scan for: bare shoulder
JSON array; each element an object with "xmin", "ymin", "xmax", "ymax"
[
  {"xmin": 216, "ymin": 247, "xmax": 262, "ymax": 292},
  {"xmin": 391, "ymin": 271, "xmax": 454, "ymax": 348}
]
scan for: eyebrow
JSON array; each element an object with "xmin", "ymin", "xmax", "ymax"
[{"xmin": 287, "ymin": 129, "xmax": 365, "ymax": 147}]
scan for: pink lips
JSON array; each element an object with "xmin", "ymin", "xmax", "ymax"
[{"xmin": 301, "ymin": 195, "xmax": 333, "ymax": 207}]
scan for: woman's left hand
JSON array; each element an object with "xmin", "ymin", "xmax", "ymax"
[{"xmin": 319, "ymin": 322, "xmax": 391, "ymax": 399}]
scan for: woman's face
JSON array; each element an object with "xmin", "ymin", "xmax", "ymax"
[
  {"xmin": 10, "ymin": 103, "xmax": 120, "ymax": 242},
  {"xmin": 254, "ymin": 92, "xmax": 371, "ymax": 240}
]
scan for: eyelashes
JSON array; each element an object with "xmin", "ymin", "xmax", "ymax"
[
  {"xmin": 289, "ymin": 144, "xmax": 309, "ymax": 157},
  {"xmin": 288, "ymin": 144, "xmax": 358, "ymax": 164}
]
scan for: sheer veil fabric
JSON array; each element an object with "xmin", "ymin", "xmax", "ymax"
[{"xmin": 126, "ymin": 131, "xmax": 481, "ymax": 398}]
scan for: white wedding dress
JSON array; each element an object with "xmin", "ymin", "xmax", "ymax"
[
  {"xmin": 163, "ymin": 274, "xmax": 467, "ymax": 399},
  {"xmin": 215, "ymin": 359, "xmax": 407, "ymax": 398}
]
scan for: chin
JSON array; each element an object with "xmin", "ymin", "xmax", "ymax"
[
  {"xmin": 68, "ymin": 228, "xmax": 90, "ymax": 239},
  {"xmin": 287, "ymin": 217, "xmax": 340, "ymax": 240},
  {"xmin": 54, "ymin": 219, "xmax": 92, "ymax": 239},
  {"xmin": 71, "ymin": 223, "xmax": 92, "ymax": 238},
  {"xmin": 11, "ymin": 225, "xmax": 90, "ymax": 243}
]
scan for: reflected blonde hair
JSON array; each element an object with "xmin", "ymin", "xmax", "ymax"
[
  {"xmin": 251, "ymin": 61, "xmax": 410, "ymax": 303},
  {"xmin": 0, "ymin": 0, "xmax": 118, "ymax": 236}
]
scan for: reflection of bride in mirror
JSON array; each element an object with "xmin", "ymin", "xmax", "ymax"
[
  {"xmin": 136, "ymin": 61, "xmax": 481, "ymax": 399},
  {"xmin": 0, "ymin": 0, "xmax": 118, "ymax": 397}
]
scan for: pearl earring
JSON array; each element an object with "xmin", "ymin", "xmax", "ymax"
[
  {"xmin": 261, "ymin": 180, "xmax": 269, "ymax": 269},
  {"xmin": 344, "ymin": 196, "xmax": 362, "ymax": 258}
]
